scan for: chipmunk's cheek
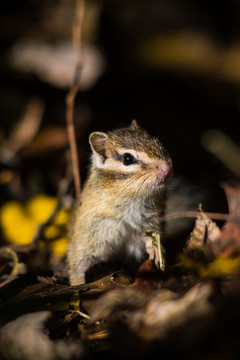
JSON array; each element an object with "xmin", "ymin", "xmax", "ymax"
[{"xmin": 156, "ymin": 160, "xmax": 172, "ymax": 183}]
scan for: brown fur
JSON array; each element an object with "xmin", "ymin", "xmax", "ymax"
[{"xmin": 67, "ymin": 123, "xmax": 172, "ymax": 285}]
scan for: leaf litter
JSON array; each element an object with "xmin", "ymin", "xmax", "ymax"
[{"xmin": 1, "ymin": 184, "xmax": 240, "ymax": 359}]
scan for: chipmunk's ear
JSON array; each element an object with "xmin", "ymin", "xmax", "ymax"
[
  {"xmin": 89, "ymin": 132, "xmax": 108, "ymax": 162},
  {"xmin": 131, "ymin": 119, "xmax": 139, "ymax": 127}
]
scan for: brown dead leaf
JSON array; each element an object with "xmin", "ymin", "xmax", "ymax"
[
  {"xmin": 80, "ymin": 271, "xmax": 133, "ymax": 314},
  {"xmin": 139, "ymin": 283, "xmax": 213, "ymax": 340},
  {"xmin": 211, "ymin": 184, "xmax": 240, "ymax": 257},
  {"xmin": 89, "ymin": 283, "xmax": 213, "ymax": 342},
  {"xmin": 89, "ymin": 287, "xmax": 149, "ymax": 324},
  {"xmin": 185, "ymin": 205, "xmax": 221, "ymax": 257},
  {"xmin": 133, "ymin": 259, "xmax": 161, "ymax": 291}
]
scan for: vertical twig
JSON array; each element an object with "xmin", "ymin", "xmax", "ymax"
[
  {"xmin": 66, "ymin": 0, "xmax": 85, "ymax": 198},
  {"xmin": 156, "ymin": 233, "xmax": 165, "ymax": 271}
]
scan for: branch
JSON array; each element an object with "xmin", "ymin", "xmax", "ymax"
[
  {"xmin": 159, "ymin": 211, "xmax": 229, "ymax": 222},
  {"xmin": 66, "ymin": 0, "xmax": 85, "ymax": 198}
]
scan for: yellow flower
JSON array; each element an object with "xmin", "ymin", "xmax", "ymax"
[
  {"xmin": 1, "ymin": 195, "xmax": 70, "ymax": 257},
  {"xmin": 27, "ymin": 195, "xmax": 57, "ymax": 223},
  {"xmin": 50, "ymin": 237, "xmax": 68, "ymax": 257},
  {"xmin": 1, "ymin": 201, "xmax": 37, "ymax": 245}
]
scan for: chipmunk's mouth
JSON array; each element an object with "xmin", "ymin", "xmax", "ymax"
[
  {"xmin": 157, "ymin": 160, "xmax": 172, "ymax": 181},
  {"xmin": 152, "ymin": 160, "xmax": 172, "ymax": 187}
]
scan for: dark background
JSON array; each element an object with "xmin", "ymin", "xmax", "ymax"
[{"xmin": 1, "ymin": 0, "xmax": 240, "ymax": 212}]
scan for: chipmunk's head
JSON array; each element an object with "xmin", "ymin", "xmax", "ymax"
[{"xmin": 89, "ymin": 120, "xmax": 172, "ymax": 196}]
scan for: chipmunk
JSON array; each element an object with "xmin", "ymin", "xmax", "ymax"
[{"xmin": 67, "ymin": 120, "xmax": 172, "ymax": 285}]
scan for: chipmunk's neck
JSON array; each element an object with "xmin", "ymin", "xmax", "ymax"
[{"xmin": 83, "ymin": 167, "xmax": 167, "ymax": 220}]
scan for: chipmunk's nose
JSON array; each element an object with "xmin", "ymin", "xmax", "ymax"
[{"xmin": 157, "ymin": 160, "xmax": 172, "ymax": 182}]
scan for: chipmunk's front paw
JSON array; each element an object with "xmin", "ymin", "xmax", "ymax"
[{"xmin": 69, "ymin": 271, "xmax": 86, "ymax": 285}]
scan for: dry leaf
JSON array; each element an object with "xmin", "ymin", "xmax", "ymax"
[
  {"xmin": 90, "ymin": 283, "xmax": 213, "ymax": 341},
  {"xmin": 140, "ymin": 283, "xmax": 213, "ymax": 340},
  {"xmin": 211, "ymin": 184, "xmax": 240, "ymax": 257},
  {"xmin": 185, "ymin": 205, "xmax": 221, "ymax": 257},
  {"xmin": 89, "ymin": 287, "xmax": 149, "ymax": 323},
  {"xmin": 133, "ymin": 259, "xmax": 161, "ymax": 291}
]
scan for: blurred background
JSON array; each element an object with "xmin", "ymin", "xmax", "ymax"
[{"xmin": 1, "ymin": 0, "xmax": 240, "ymax": 219}]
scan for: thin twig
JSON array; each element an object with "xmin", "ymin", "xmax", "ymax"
[
  {"xmin": 32, "ymin": 152, "xmax": 73, "ymax": 245},
  {"xmin": 159, "ymin": 211, "xmax": 229, "ymax": 222},
  {"xmin": 144, "ymin": 231, "xmax": 165, "ymax": 271},
  {"xmin": 75, "ymin": 310, "xmax": 91, "ymax": 320},
  {"xmin": 156, "ymin": 233, "xmax": 165, "ymax": 271},
  {"xmin": 32, "ymin": 202, "xmax": 62, "ymax": 245},
  {"xmin": 66, "ymin": 0, "xmax": 85, "ymax": 198},
  {"xmin": 72, "ymin": 0, "xmax": 85, "ymax": 86}
]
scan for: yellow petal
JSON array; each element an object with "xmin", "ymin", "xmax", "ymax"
[
  {"xmin": 50, "ymin": 237, "xmax": 68, "ymax": 257},
  {"xmin": 1, "ymin": 202, "xmax": 37, "ymax": 244},
  {"xmin": 27, "ymin": 195, "xmax": 57, "ymax": 223}
]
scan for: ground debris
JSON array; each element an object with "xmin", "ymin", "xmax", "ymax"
[
  {"xmin": 0, "ymin": 311, "xmax": 85, "ymax": 360},
  {"xmin": 1, "ymin": 184, "xmax": 240, "ymax": 359}
]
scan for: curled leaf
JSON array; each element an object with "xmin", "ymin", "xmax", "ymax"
[
  {"xmin": 185, "ymin": 205, "xmax": 221, "ymax": 257},
  {"xmin": 211, "ymin": 184, "xmax": 240, "ymax": 257}
]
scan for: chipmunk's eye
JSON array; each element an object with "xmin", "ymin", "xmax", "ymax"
[{"xmin": 123, "ymin": 153, "xmax": 137, "ymax": 166}]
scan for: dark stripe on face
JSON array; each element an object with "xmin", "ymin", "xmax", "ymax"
[
  {"xmin": 97, "ymin": 169, "xmax": 132, "ymax": 180},
  {"xmin": 111, "ymin": 150, "xmax": 122, "ymax": 162}
]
